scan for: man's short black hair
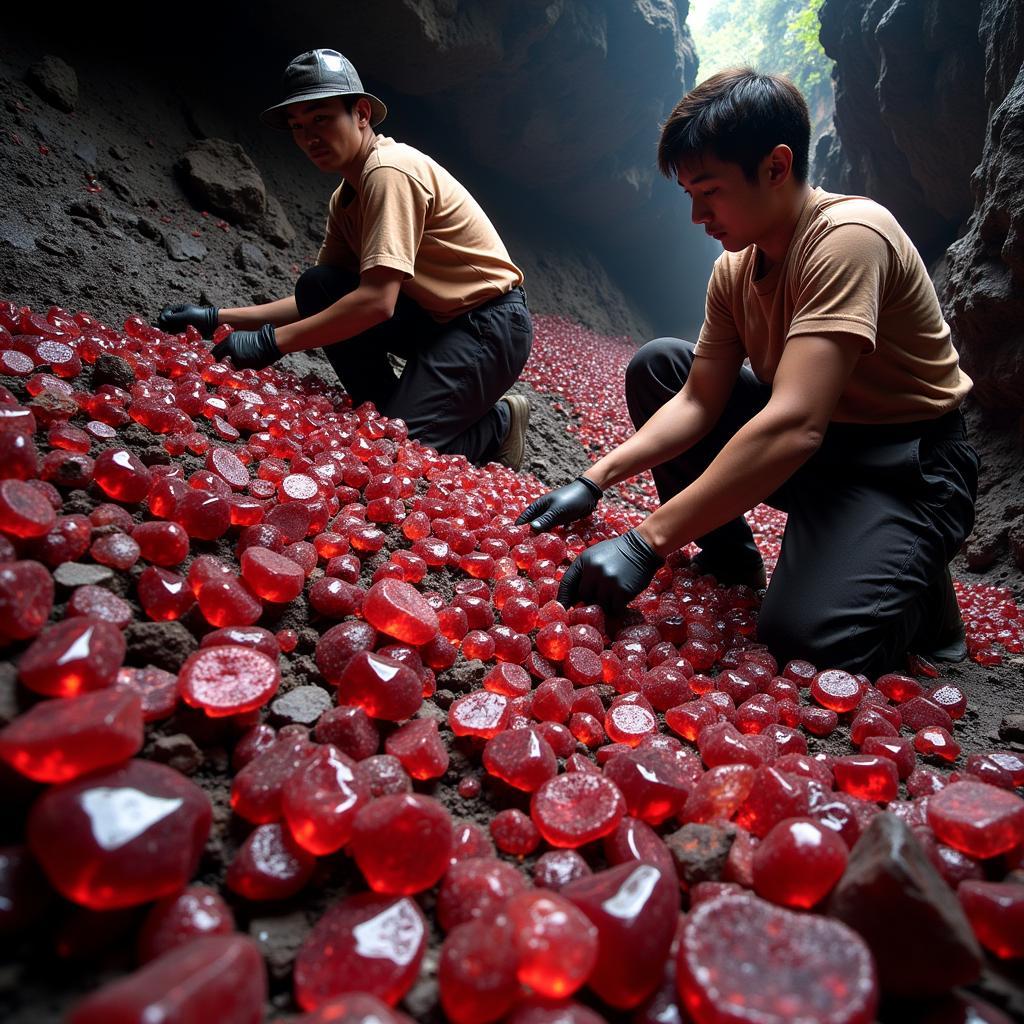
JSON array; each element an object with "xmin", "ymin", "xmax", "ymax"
[{"xmin": 658, "ymin": 67, "xmax": 811, "ymax": 184}]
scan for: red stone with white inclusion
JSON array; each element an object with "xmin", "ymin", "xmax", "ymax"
[
  {"xmin": 294, "ymin": 892, "xmax": 428, "ymax": 1009},
  {"xmin": 448, "ymin": 690, "xmax": 510, "ymax": 739},
  {"xmin": 384, "ymin": 718, "xmax": 450, "ymax": 780},
  {"xmin": 810, "ymin": 669, "xmax": 862, "ymax": 713},
  {"xmin": 231, "ymin": 732, "xmax": 316, "ymax": 824},
  {"xmin": 178, "ymin": 644, "xmax": 280, "ymax": 717},
  {"xmin": 603, "ymin": 748, "xmax": 696, "ymax": 825},
  {"xmin": 677, "ymin": 893, "xmax": 878, "ymax": 1024},
  {"xmin": 926, "ymin": 781, "xmax": 1024, "ymax": 859},
  {"xmin": 531, "ymin": 772, "xmax": 627, "ymax": 847},
  {"xmin": 27, "ymin": 759, "xmax": 212, "ymax": 909},
  {"xmin": 116, "ymin": 666, "xmax": 180, "ymax": 722},
  {"xmin": 18, "ymin": 617, "xmax": 126, "ymax": 697},
  {"xmin": 66, "ymin": 935, "xmax": 266, "ymax": 1024},
  {"xmin": 491, "ymin": 808, "xmax": 542, "ymax": 856},
  {"xmin": 137, "ymin": 885, "xmax": 235, "ymax": 962},
  {"xmin": 362, "ymin": 578, "xmax": 440, "ymax": 645},
  {"xmin": 0, "ymin": 687, "xmax": 143, "ymax": 782},
  {"xmin": 226, "ymin": 822, "xmax": 315, "ymax": 900},
  {"xmin": 337, "ymin": 651, "xmax": 422, "ymax": 722},
  {"xmin": 137, "ymin": 567, "xmax": 196, "ymax": 621},
  {"xmin": 0, "ymin": 560, "xmax": 54, "ymax": 641},
  {"xmin": 240, "ymin": 546, "xmax": 305, "ymax": 602},
  {"xmin": 0, "ymin": 480, "xmax": 56, "ymax": 538},
  {"xmin": 506, "ymin": 889, "xmax": 599, "ymax": 998},
  {"xmin": 604, "ymin": 701, "xmax": 658, "ymax": 747},
  {"xmin": 752, "ymin": 817, "xmax": 849, "ymax": 909},
  {"xmin": 351, "ymin": 793, "xmax": 453, "ymax": 894},
  {"xmin": 282, "ymin": 744, "xmax": 369, "ymax": 855},
  {"xmin": 562, "ymin": 862, "xmax": 679, "ymax": 1009},
  {"xmin": 436, "ymin": 857, "xmax": 528, "ymax": 932},
  {"xmin": 132, "ymin": 521, "xmax": 190, "ymax": 566},
  {"xmin": 483, "ymin": 728, "xmax": 558, "ymax": 792}
]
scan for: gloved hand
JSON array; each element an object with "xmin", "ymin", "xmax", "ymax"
[
  {"xmin": 557, "ymin": 528, "xmax": 664, "ymax": 612},
  {"xmin": 157, "ymin": 303, "xmax": 219, "ymax": 337},
  {"xmin": 515, "ymin": 476, "xmax": 602, "ymax": 532},
  {"xmin": 210, "ymin": 324, "xmax": 281, "ymax": 370}
]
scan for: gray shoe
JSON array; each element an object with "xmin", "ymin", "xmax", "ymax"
[{"xmin": 496, "ymin": 394, "xmax": 530, "ymax": 471}]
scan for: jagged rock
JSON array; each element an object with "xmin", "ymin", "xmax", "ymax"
[
  {"xmin": 150, "ymin": 733, "xmax": 203, "ymax": 775},
  {"xmin": 164, "ymin": 230, "xmax": 208, "ymax": 262},
  {"xmin": 25, "ymin": 55, "xmax": 78, "ymax": 113},
  {"xmin": 1000, "ymin": 715, "xmax": 1024, "ymax": 743},
  {"xmin": 174, "ymin": 138, "xmax": 267, "ymax": 226},
  {"xmin": 963, "ymin": 530, "xmax": 1003, "ymax": 572},
  {"xmin": 665, "ymin": 822, "xmax": 736, "ymax": 889},
  {"xmin": 269, "ymin": 685, "xmax": 332, "ymax": 727},
  {"xmin": 827, "ymin": 813, "xmax": 983, "ymax": 997},
  {"xmin": 124, "ymin": 620, "xmax": 197, "ymax": 673},
  {"xmin": 260, "ymin": 194, "xmax": 295, "ymax": 249},
  {"xmin": 234, "ymin": 241, "xmax": 267, "ymax": 271},
  {"xmin": 92, "ymin": 354, "xmax": 135, "ymax": 390},
  {"xmin": 1009, "ymin": 521, "xmax": 1024, "ymax": 571}
]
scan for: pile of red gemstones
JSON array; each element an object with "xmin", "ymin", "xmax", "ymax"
[{"xmin": 1, "ymin": 300, "xmax": 1022, "ymax": 1024}]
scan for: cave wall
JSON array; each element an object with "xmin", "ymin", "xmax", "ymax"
[{"xmin": 815, "ymin": 0, "xmax": 1024, "ymax": 416}]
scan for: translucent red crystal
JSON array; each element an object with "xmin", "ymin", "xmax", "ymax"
[
  {"xmin": 336, "ymin": 650, "xmax": 423, "ymax": 722},
  {"xmin": 178, "ymin": 644, "xmax": 280, "ymax": 717},
  {"xmin": 752, "ymin": 817, "xmax": 848, "ymax": 908},
  {"xmin": 93, "ymin": 447, "xmax": 152, "ymax": 503},
  {"xmin": 926, "ymin": 781, "xmax": 1024, "ymax": 859},
  {"xmin": 0, "ymin": 559, "xmax": 54, "ymax": 640},
  {"xmin": 436, "ymin": 856, "xmax": 528, "ymax": 932},
  {"xmin": 362, "ymin": 578, "xmax": 439, "ymax": 645},
  {"xmin": 483, "ymin": 727, "xmax": 558, "ymax": 792},
  {"xmin": 384, "ymin": 718, "xmax": 450, "ymax": 780},
  {"xmin": 531, "ymin": 771, "xmax": 627, "ymax": 847},
  {"xmin": 137, "ymin": 885, "xmax": 235, "ymax": 962},
  {"xmin": 226, "ymin": 821, "xmax": 315, "ymax": 900},
  {"xmin": 282, "ymin": 743, "xmax": 369, "ymax": 854},
  {"xmin": 957, "ymin": 880, "xmax": 1024, "ymax": 959},
  {"xmin": 438, "ymin": 915, "xmax": 521, "ymax": 1024},
  {"xmin": 18, "ymin": 616, "xmax": 126, "ymax": 697},
  {"xmin": 0, "ymin": 479, "xmax": 56, "ymax": 537}
]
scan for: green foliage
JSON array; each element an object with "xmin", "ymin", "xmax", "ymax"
[{"xmin": 688, "ymin": 0, "xmax": 835, "ymax": 140}]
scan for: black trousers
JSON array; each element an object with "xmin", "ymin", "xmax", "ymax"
[
  {"xmin": 295, "ymin": 266, "xmax": 533, "ymax": 465},
  {"xmin": 625, "ymin": 337, "xmax": 980, "ymax": 677}
]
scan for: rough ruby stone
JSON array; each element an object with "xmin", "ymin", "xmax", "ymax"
[
  {"xmin": 536, "ymin": 621, "xmax": 572, "ymax": 661},
  {"xmin": 958, "ymin": 881, "xmax": 1024, "ymax": 958},
  {"xmin": 201, "ymin": 624, "xmax": 279, "ymax": 658},
  {"xmin": 491, "ymin": 807, "xmax": 542, "ymax": 856},
  {"xmin": 677, "ymin": 893, "xmax": 878, "ymax": 1024},
  {"xmin": 810, "ymin": 668, "xmax": 862, "ymax": 713},
  {"xmin": 449, "ymin": 690, "xmax": 510, "ymax": 738},
  {"xmin": 733, "ymin": 765, "xmax": 810, "ymax": 838},
  {"xmin": 506, "ymin": 889, "xmax": 599, "ymax": 999},
  {"xmin": 66, "ymin": 584, "xmax": 134, "ymax": 628},
  {"xmin": 295, "ymin": 893, "xmax": 427, "ymax": 1009},
  {"xmin": 231, "ymin": 732, "xmax": 316, "ymax": 824},
  {"xmin": 532, "ymin": 677, "xmax": 575, "ymax": 722},
  {"xmin": 603, "ymin": 815, "xmax": 677, "ymax": 880},
  {"xmin": 336, "ymin": 650, "xmax": 422, "ymax": 722},
  {"xmin": 928, "ymin": 683, "xmax": 968, "ymax": 720},
  {"xmin": 28, "ymin": 759, "xmax": 211, "ymax": 909},
  {"xmin": 534, "ymin": 849, "xmax": 592, "ymax": 891},
  {"xmin": 483, "ymin": 727, "xmax": 558, "ymax": 792},
  {"xmin": 666, "ymin": 699, "xmax": 721, "ymax": 742},
  {"xmin": 315, "ymin": 620, "xmax": 378, "ymax": 684},
  {"xmin": 179, "ymin": 644, "xmax": 280, "ymax": 717},
  {"xmin": 41, "ymin": 450, "xmax": 95, "ymax": 489},
  {"xmin": 850, "ymin": 707, "xmax": 899, "ymax": 745},
  {"xmin": 66, "ymin": 935, "xmax": 266, "ymax": 1024},
  {"xmin": 18, "ymin": 616, "xmax": 126, "ymax": 697},
  {"xmin": 0, "ymin": 429, "xmax": 39, "ymax": 479},
  {"xmin": 138, "ymin": 567, "xmax": 196, "ymax": 621},
  {"xmin": 351, "ymin": 793, "xmax": 453, "ymax": 894},
  {"xmin": 137, "ymin": 885, "xmax": 235, "ymax": 962},
  {"xmin": 752, "ymin": 817, "xmax": 848, "ymax": 908},
  {"xmin": 115, "ymin": 666, "xmax": 179, "ymax": 722},
  {"xmin": 833, "ymin": 755, "xmax": 900, "ymax": 803},
  {"xmin": 0, "ymin": 687, "xmax": 143, "ymax": 782},
  {"xmin": 437, "ymin": 856, "xmax": 528, "ymax": 932},
  {"xmin": 927, "ymin": 781, "xmax": 1024, "ymax": 859},
  {"xmin": 90, "ymin": 531, "xmax": 141, "ymax": 570},
  {"xmin": 563, "ymin": 862, "xmax": 678, "ymax": 1009},
  {"xmin": 531, "ymin": 771, "xmax": 626, "ymax": 847},
  {"xmin": 226, "ymin": 821, "xmax": 315, "ymax": 901},
  {"xmin": 565, "ymin": 645, "xmax": 603, "ymax": 686},
  {"xmin": 875, "ymin": 672, "xmax": 924, "ymax": 703},
  {"xmin": 232, "ymin": 723, "xmax": 277, "ymax": 772},
  {"xmin": 196, "ymin": 575, "xmax": 263, "ymax": 628},
  {"xmin": 605, "ymin": 701, "xmax": 658, "ymax": 747},
  {"xmin": 914, "ymin": 725, "xmax": 961, "ymax": 762},
  {"xmin": 384, "ymin": 718, "xmax": 450, "ymax": 780},
  {"xmin": 698, "ymin": 721, "xmax": 768, "ymax": 769},
  {"xmin": 132, "ymin": 520, "xmax": 190, "ymax": 566},
  {"xmin": 800, "ymin": 705, "xmax": 839, "ymax": 737},
  {"xmin": 0, "ymin": 561, "xmax": 54, "ymax": 642},
  {"xmin": 93, "ymin": 448, "xmax": 152, "ymax": 503},
  {"xmin": 682, "ymin": 764, "xmax": 757, "ymax": 824},
  {"xmin": 439, "ymin": 915, "xmax": 520, "ymax": 1024},
  {"xmin": 240, "ymin": 546, "xmax": 305, "ymax": 602},
  {"xmin": 314, "ymin": 705, "xmax": 380, "ymax": 761},
  {"xmin": 449, "ymin": 820, "xmax": 493, "ymax": 863},
  {"xmin": 0, "ymin": 479, "xmax": 56, "ymax": 538},
  {"xmin": 603, "ymin": 748, "xmax": 694, "ymax": 825},
  {"xmin": 174, "ymin": 488, "xmax": 231, "ymax": 540},
  {"xmin": 862, "ymin": 735, "xmax": 917, "ymax": 779},
  {"xmin": 900, "ymin": 695, "xmax": 954, "ymax": 733}
]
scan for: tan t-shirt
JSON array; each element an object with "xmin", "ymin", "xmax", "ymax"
[
  {"xmin": 694, "ymin": 187, "xmax": 972, "ymax": 423},
  {"xmin": 316, "ymin": 135, "xmax": 524, "ymax": 322}
]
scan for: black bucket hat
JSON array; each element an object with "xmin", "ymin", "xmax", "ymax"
[{"xmin": 260, "ymin": 49, "xmax": 387, "ymax": 130}]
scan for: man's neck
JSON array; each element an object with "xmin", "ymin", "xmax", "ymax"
[
  {"xmin": 339, "ymin": 132, "xmax": 379, "ymax": 190},
  {"xmin": 755, "ymin": 182, "xmax": 813, "ymax": 274}
]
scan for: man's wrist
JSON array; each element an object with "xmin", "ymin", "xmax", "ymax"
[{"xmin": 636, "ymin": 516, "xmax": 674, "ymax": 559}]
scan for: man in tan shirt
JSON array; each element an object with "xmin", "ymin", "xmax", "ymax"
[
  {"xmin": 158, "ymin": 49, "xmax": 533, "ymax": 469},
  {"xmin": 520, "ymin": 68, "xmax": 979, "ymax": 677}
]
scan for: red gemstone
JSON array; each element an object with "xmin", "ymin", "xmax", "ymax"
[
  {"xmin": 833, "ymin": 754, "xmax": 899, "ymax": 803},
  {"xmin": 93, "ymin": 447, "xmax": 152, "ymax": 503},
  {"xmin": 137, "ymin": 885, "xmax": 234, "ymax": 962},
  {"xmin": 436, "ymin": 856, "xmax": 528, "ymax": 932},
  {"xmin": 0, "ymin": 687, "xmax": 143, "ymax": 782},
  {"xmin": 314, "ymin": 704, "xmax": 380, "ymax": 761},
  {"xmin": 351, "ymin": 792, "xmax": 452, "ymax": 894},
  {"xmin": 282, "ymin": 744, "xmax": 369, "ymax": 854},
  {"xmin": 810, "ymin": 669, "xmax": 862, "ymax": 713},
  {"xmin": 604, "ymin": 701, "xmax": 658, "ymax": 747},
  {"xmin": 90, "ymin": 531, "xmax": 141, "ymax": 570},
  {"xmin": 196, "ymin": 575, "xmax": 262, "ymax": 628},
  {"xmin": 603, "ymin": 748, "xmax": 697, "ymax": 825},
  {"xmin": 677, "ymin": 892, "xmax": 877, "ymax": 1024},
  {"xmin": 531, "ymin": 772, "xmax": 627, "ymax": 847},
  {"xmin": 226, "ymin": 821, "xmax": 315, "ymax": 900},
  {"xmin": 115, "ymin": 666, "xmax": 180, "ymax": 722},
  {"xmin": 178, "ymin": 644, "xmax": 280, "ymax": 717},
  {"xmin": 138, "ymin": 566, "xmax": 196, "ymax": 621},
  {"xmin": 491, "ymin": 807, "xmax": 542, "ymax": 856},
  {"xmin": 294, "ymin": 893, "xmax": 427, "ymax": 1009},
  {"xmin": 28, "ymin": 759, "xmax": 211, "ymax": 909},
  {"xmin": 231, "ymin": 732, "xmax": 316, "ymax": 824},
  {"xmin": 174, "ymin": 488, "xmax": 232, "ymax": 540},
  {"xmin": 958, "ymin": 881, "xmax": 1024, "ymax": 959},
  {"xmin": 336, "ymin": 650, "xmax": 422, "ymax": 722},
  {"xmin": 914, "ymin": 725, "xmax": 961, "ymax": 762},
  {"xmin": 66, "ymin": 584, "xmax": 134, "ymax": 628},
  {"xmin": 362, "ymin": 578, "xmax": 439, "ymax": 645},
  {"xmin": 240, "ymin": 545, "xmax": 305, "ymax": 603},
  {"xmin": 483, "ymin": 728, "xmax": 558, "ymax": 792},
  {"xmin": 534, "ymin": 848, "xmax": 593, "ymax": 890},
  {"xmin": 926, "ymin": 781, "xmax": 1024, "ymax": 859},
  {"xmin": 384, "ymin": 718, "xmax": 450, "ymax": 780},
  {"xmin": 449, "ymin": 690, "xmax": 510, "ymax": 739},
  {"xmin": 0, "ymin": 479, "xmax": 56, "ymax": 538},
  {"xmin": 18, "ymin": 616, "xmax": 126, "ymax": 697},
  {"xmin": 0, "ymin": 560, "xmax": 54, "ymax": 640},
  {"xmin": 752, "ymin": 817, "xmax": 848, "ymax": 908},
  {"xmin": 132, "ymin": 521, "xmax": 190, "ymax": 566},
  {"xmin": 438, "ymin": 916, "xmax": 520, "ymax": 1024}
]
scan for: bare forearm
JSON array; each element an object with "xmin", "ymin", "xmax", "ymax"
[
  {"xmin": 275, "ymin": 289, "xmax": 392, "ymax": 355},
  {"xmin": 219, "ymin": 297, "xmax": 299, "ymax": 329},
  {"xmin": 636, "ymin": 412, "xmax": 820, "ymax": 557},
  {"xmin": 584, "ymin": 392, "xmax": 718, "ymax": 491}
]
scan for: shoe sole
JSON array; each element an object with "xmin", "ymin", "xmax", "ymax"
[{"xmin": 497, "ymin": 394, "xmax": 530, "ymax": 471}]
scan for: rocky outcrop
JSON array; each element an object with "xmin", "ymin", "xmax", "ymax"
[
  {"xmin": 26, "ymin": 54, "xmax": 78, "ymax": 113},
  {"xmin": 943, "ymin": 0, "xmax": 1024, "ymax": 412},
  {"xmin": 816, "ymin": 0, "xmax": 987, "ymax": 262}
]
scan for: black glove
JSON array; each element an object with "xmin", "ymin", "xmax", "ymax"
[
  {"xmin": 557, "ymin": 528, "xmax": 664, "ymax": 613},
  {"xmin": 210, "ymin": 324, "xmax": 281, "ymax": 370},
  {"xmin": 515, "ymin": 476, "xmax": 602, "ymax": 532},
  {"xmin": 158, "ymin": 303, "xmax": 219, "ymax": 337}
]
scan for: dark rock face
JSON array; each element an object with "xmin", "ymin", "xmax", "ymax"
[
  {"xmin": 174, "ymin": 139, "xmax": 268, "ymax": 227},
  {"xmin": 827, "ymin": 813, "xmax": 983, "ymax": 997},
  {"xmin": 26, "ymin": 54, "xmax": 78, "ymax": 112},
  {"xmin": 816, "ymin": 0, "xmax": 986, "ymax": 262},
  {"xmin": 944, "ymin": 0, "xmax": 1024, "ymax": 412}
]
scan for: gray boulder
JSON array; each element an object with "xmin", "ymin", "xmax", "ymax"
[
  {"xmin": 174, "ymin": 138, "xmax": 267, "ymax": 226},
  {"xmin": 26, "ymin": 55, "xmax": 78, "ymax": 113}
]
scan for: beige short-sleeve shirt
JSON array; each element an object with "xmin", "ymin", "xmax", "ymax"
[
  {"xmin": 694, "ymin": 188, "xmax": 972, "ymax": 423},
  {"xmin": 316, "ymin": 135, "xmax": 524, "ymax": 322}
]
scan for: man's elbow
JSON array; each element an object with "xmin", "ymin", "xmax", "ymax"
[{"xmin": 366, "ymin": 294, "xmax": 397, "ymax": 325}]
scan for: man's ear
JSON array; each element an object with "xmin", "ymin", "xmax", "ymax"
[
  {"xmin": 355, "ymin": 96, "xmax": 373, "ymax": 127},
  {"xmin": 765, "ymin": 144, "xmax": 793, "ymax": 185}
]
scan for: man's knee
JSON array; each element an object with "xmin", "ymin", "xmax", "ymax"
[
  {"xmin": 294, "ymin": 265, "xmax": 358, "ymax": 319},
  {"xmin": 625, "ymin": 337, "xmax": 695, "ymax": 427}
]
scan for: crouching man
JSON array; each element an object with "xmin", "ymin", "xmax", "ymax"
[
  {"xmin": 518, "ymin": 68, "xmax": 978, "ymax": 677},
  {"xmin": 159, "ymin": 49, "xmax": 532, "ymax": 469}
]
